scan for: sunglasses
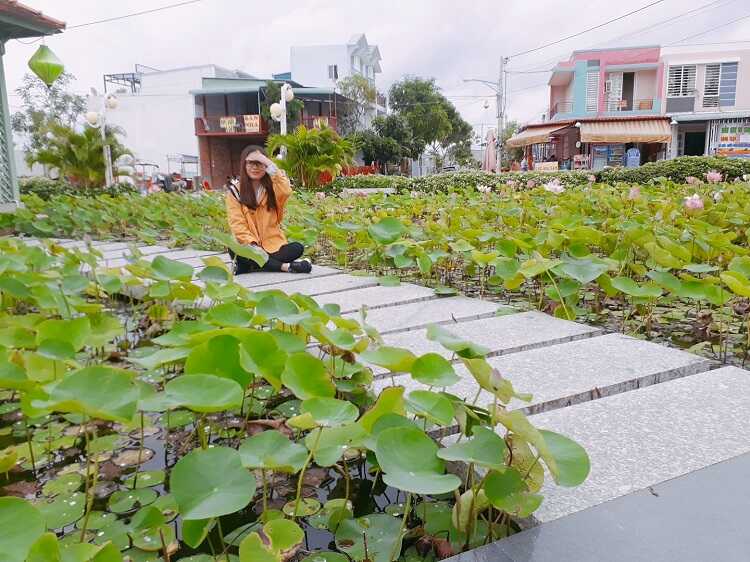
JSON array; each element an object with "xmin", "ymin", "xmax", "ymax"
[{"xmin": 245, "ymin": 161, "xmax": 266, "ymax": 170}]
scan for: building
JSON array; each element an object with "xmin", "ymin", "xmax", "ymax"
[
  {"xmin": 103, "ymin": 64, "xmax": 257, "ymax": 175},
  {"xmin": 289, "ymin": 34, "xmax": 387, "ymax": 128},
  {"xmin": 507, "ymin": 46, "xmax": 673, "ymax": 171},
  {"xmin": 191, "ymin": 78, "xmax": 350, "ymax": 188},
  {"xmin": 0, "ymin": 1, "xmax": 64, "ymax": 211},
  {"xmin": 662, "ymin": 45, "xmax": 750, "ymax": 159}
]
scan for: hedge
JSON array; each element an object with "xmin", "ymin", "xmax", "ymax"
[
  {"xmin": 323, "ymin": 156, "xmax": 750, "ymax": 194},
  {"xmin": 19, "ymin": 177, "xmax": 139, "ymax": 200}
]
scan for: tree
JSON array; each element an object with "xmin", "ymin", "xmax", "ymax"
[
  {"xmin": 372, "ymin": 114, "xmax": 415, "ymax": 158},
  {"xmin": 336, "ymin": 75, "xmax": 377, "ymax": 135},
  {"xmin": 28, "ymin": 123, "xmax": 131, "ymax": 188},
  {"xmin": 388, "ymin": 77, "xmax": 451, "ymax": 159},
  {"xmin": 11, "ymin": 72, "xmax": 86, "ymax": 157},
  {"xmin": 266, "ymin": 125, "xmax": 354, "ymax": 188},
  {"xmin": 352, "ymin": 130, "xmax": 401, "ymax": 168},
  {"xmin": 501, "ymin": 120, "xmax": 524, "ymax": 163},
  {"xmin": 260, "ymin": 81, "xmax": 304, "ymax": 134}
]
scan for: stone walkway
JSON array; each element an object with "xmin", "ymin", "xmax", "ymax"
[{"xmin": 21, "ymin": 237, "xmax": 750, "ymax": 559}]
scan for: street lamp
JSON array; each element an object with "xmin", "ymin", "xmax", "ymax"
[
  {"xmin": 85, "ymin": 90, "xmax": 118, "ymax": 187},
  {"xmin": 270, "ymin": 83, "xmax": 294, "ymax": 158}
]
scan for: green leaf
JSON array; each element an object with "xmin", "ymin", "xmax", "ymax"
[
  {"xmin": 150, "ymin": 255, "xmax": 194, "ymax": 281},
  {"xmin": 611, "ymin": 276, "xmax": 662, "ymax": 299},
  {"xmin": 171, "ymin": 446, "xmax": 255, "ymax": 520},
  {"xmin": 213, "ymin": 232, "xmax": 268, "ymax": 267},
  {"xmin": 184, "ymin": 335, "xmax": 250, "ymax": 387},
  {"xmin": 27, "ymin": 532, "xmax": 61, "ymax": 562},
  {"xmin": 36, "ymin": 339, "xmax": 75, "ymax": 361},
  {"xmin": 107, "ymin": 489, "xmax": 157, "ymax": 514},
  {"xmin": 198, "ymin": 266, "xmax": 230, "ymax": 284},
  {"xmin": 265, "ymin": 518, "xmax": 304, "ymax": 553},
  {"xmin": 0, "ymin": 497, "xmax": 46, "ymax": 562},
  {"xmin": 539, "ymin": 430, "xmax": 590, "ymax": 487},
  {"xmin": 301, "ymin": 397, "xmax": 359, "ymax": 427},
  {"xmin": 35, "ymin": 317, "xmax": 91, "ymax": 352},
  {"xmin": 426, "ymin": 324, "xmax": 489, "ymax": 358},
  {"xmin": 555, "ymin": 258, "xmax": 608, "ymax": 284},
  {"xmin": 35, "ymin": 492, "xmax": 85, "ymax": 530},
  {"xmin": 437, "ymin": 426, "xmax": 508, "ymax": 470},
  {"xmin": 239, "ymin": 430, "xmax": 307, "ymax": 473},
  {"xmin": 721, "ymin": 271, "xmax": 750, "ymax": 297},
  {"xmin": 165, "ymin": 374, "xmax": 243, "ymax": 413},
  {"xmin": 205, "ymin": 302, "xmax": 252, "ymax": 327},
  {"xmin": 281, "ymin": 352, "xmax": 335, "ymax": 400},
  {"xmin": 41, "ymin": 366, "xmax": 138, "ymax": 422},
  {"xmin": 375, "ymin": 426, "xmax": 461, "ymax": 495},
  {"xmin": 359, "ymin": 346, "xmax": 416, "ymax": 372},
  {"xmin": 405, "ymin": 390, "xmax": 454, "ymax": 426},
  {"xmin": 368, "ymin": 218, "xmax": 405, "ymax": 244},
  {"xmin": 358, "ymin": 387, "xmax": 405, "ymax": 433},
  {"xmin": 335, "ymin": 514, "xmax": 403, "ymax": 562},
  {"xmin": 239, "ymin": 532, "xmax": 279, "ymax": 562},
  {"xmin": 305, "ymin": 424, "xmax": 367, "ymax": 467},
  {"xmin": 377, "ymin": 275, "xmax": 401, "ymax": 287},
  {"xmin": 410, "ymin": 353, "xmax": 460, "ymax": 386},
  {"xmin": 182, "ymin": 518, "xmax": 215, "ymax": 549}
]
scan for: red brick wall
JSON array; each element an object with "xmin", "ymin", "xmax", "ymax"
[{"xmin": 198, "ymin": 136, "xmax": 268, "ymax": 189}]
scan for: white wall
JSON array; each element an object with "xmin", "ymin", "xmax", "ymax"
[
  {"xmin": 290, "ymin": 45, "xmax": 349, "ymax": 87},
  {"xmin": 105, "ymin": 67, "xmax": 209, "ymax": 172}
]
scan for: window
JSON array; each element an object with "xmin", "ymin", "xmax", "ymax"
[
  {"xmin": 719, "ymin": 62, "xmax": 738, "ymax": 107},
  {"xmin": 667, "ymin": 65, "xmax": 696, "ymax": 97},
  {"xmin": 327, "ymin": 64, "xmax": 338, "ymax": 80},
  {"xmin": 585, "ymin": 70, "xmax": 599, "ymax": 112},
  {"xmin": 703, "ymin": 64, "xmax": 721, "ymax": 107}
]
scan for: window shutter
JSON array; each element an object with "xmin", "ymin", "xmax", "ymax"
[
  {"xmin": 668, "ymin": 65, "xmax": 696, "ymax": 97},
  {"xmin": 703, "ymin": 64, "xmax": 721, "ymax": 107},
  {"xmin": 586, "ymin": 70, "xmax": 599, "ymax": 112},
  {"xmin": 720, "ymin": 62, "xmax": 738, "ymax": 107}
]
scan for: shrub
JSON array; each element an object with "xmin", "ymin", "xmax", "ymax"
[
  {"xmin": 596, "ymin": 156, "xmax": 750, "ymax": 184},
  {"xmin": 19, "ymin": 176, "xmax": 138, "ymax": 200},
  {"xmin": 328, "ymin": 174, "xmax": 410, "ymax": 191}
]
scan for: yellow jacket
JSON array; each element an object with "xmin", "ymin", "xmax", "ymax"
[{"xmin": 225, "ymin": 173, "xmax": 293, "ymax": 253}]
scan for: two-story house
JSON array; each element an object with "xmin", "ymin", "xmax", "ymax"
[
  {"xmin": 288, "ymin": 34, "xmax": 387, "ymax": 129},
  {"xmin": 507, "ymin": 46, "xmax": 673, "ymax": 171},
  {"xmin": 662, "ymin": 45, "xmax": 750, "ymax": 159}
]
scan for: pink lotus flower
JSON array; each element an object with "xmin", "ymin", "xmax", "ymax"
[
  {"xmin": 684, "ymin": 193, "xmax": 704, "ymax": 211},
  {"xmin": 506, "ymin": 180, "xmax": 517, "ymax": 187},
  {"xmin": 315, "ymin": 191, "xmax": 326, "ymax": 200},
  {"xmin": 544, "ymin": 179, "xmax": 565, "ymax": 194},
  {"xmin": 587, "ymin": 174, "xmax": 596, "ymax": 183},
  {"xmin": 477, "ymin": 184, "xmax": 492, "ymax": 194},
  {"xmin": 686, "ymin": 176, "xmax": 700, "ymax": 185},
  {"xmin": 628, "ymin": 186, "xmax": 641, "ymax": 200},
  {"xmin": 526, "ymin": 179, "xmax": 536, "ymax": 189},
  {"xmin": 705, "ymin": 170, "xmax": 723, "ymax": 184}
]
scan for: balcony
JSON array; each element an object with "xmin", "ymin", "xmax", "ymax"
[
  {"xmin": 605, "ymin": 98, "xmax": 656, "ymax": 112},
  {"xmin": 194, "ymin": 114, "xmax": 269, "ymax": 136},
  {"xmin": 550, "ymin": 100, "xmax": 574, "ymax": 119},
  {"xmin": 376, "ymin": 92, "xmax": 387, "ymax": 108},
  {"xmin": 301, "ymin": 115, "xmax": 338, "ymax": 131}
]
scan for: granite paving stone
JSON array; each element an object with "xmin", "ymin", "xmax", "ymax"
[
  {"xmin": 239, "ymin": 273, "xmax": 378, "ymax": 296},
  {"xmin": 378, "ymin": 312, "xmax": 601, "ymax": 369},
  {"xmin": 342, "ymin": 297, "xmax": 504, "ymax": 335},
  {"xmin": 447, "ymin": 452, "xmax": 750, "ymax": 562},
  {"xmin": 102, "ymin": 249, "xmax": 226, "ymax": 269},
  {"xmin": 314, "ymin": 283, "xmax": 437, "ymax": 314},
  {"xmin": 232, "ymin": 265, "xmax": 343, "ymax": 288},
  {"xmin": 372, "ymin": 333, "xmax": 714, "ymax": 414},
  {"xmin": 98, "ymin": 245, "xmax": 174, "ymax": 259},
  {"xmin": 527, "ymin": 366, "xmax": 750, "ymax": 522}
]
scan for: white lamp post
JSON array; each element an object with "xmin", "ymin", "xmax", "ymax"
[
  {"xmin": 85, "ymin": 90, "xmax": 118, "ymax": 187},
  {"xmin": 270, "ymin": 83, "xmax": 294, "ymax": 158}
]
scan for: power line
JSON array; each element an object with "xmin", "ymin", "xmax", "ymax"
[
  {"xmin": 508, "ymin": 0, "xmax": 666, "ymax": 59},
  {"xmin": 667, "ymin": 12, "xmax": 750, "ymax": 44},
  {"xmin": 68, "ymin": 0, "xmax": 204, "ymax": 30}
]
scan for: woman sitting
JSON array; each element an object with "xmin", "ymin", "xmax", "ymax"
[{"xmin": 226, "ymin": 145, "xmax": 311, "ymax": 274}]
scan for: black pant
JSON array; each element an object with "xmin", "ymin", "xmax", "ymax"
[{"xmin": 230, "ymin": 242, "xmax": 304, "ymax": 274}]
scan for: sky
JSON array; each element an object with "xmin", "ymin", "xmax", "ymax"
[{"xmin": 4, "ymin": 0, "xmax": 750, "ymax": 141}]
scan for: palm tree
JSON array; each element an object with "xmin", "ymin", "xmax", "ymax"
[
  {"xmin": 266, "ymin": 125, "xmax": 354, "ymax": 188},
  {"xmin": 27, "ymin": 123, "xmax": 131, "ymax": 188}
]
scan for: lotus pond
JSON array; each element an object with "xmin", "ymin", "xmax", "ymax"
[
  {"xmin": 0, "ymin": 238, "xmax": 589, "ymax": 561},
  {"xmin": 7, "ymin": 175, "xmax": 750, "ymax": 366}
]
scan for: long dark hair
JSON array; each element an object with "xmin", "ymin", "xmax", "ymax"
[{"xmin": 238, "ymin": 145, "xmax": 277, "ymax": 212}]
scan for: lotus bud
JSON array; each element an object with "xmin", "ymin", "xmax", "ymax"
[
  {"xmin": 628, "ymin": 186, "xmax": 641, "ymax": 200},
  {"xmin": 85, "ymin": 111, "xmax": 100, "ymax": 126},
  {"xmin": 684, "ymin": 193, "xmax": 704, "ymax": 211},
  {"xmin": 685, "ymin": 176, "xmax": 700, "ymax": 185}
]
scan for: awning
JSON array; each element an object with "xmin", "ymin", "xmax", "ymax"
[
  {"xmin": 580, "ymin": 119, "xmax": 671, "ymax": 143},
  {"xmin": 506, "ymin": 124, "xmax": 569, "ymax": 147}
]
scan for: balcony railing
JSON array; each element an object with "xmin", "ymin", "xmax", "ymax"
[
  {"xmin": 195, "ymin": 114, "xmax": 269, "ymax": 136},
  {"xmin": 301, "ymin": 115, "xmax": 338, "ymax": 131},
  {"xmin": 376, "ymin": 92, "xmax": 387, "ymax": 108},
  {"xmin": 550, "ymin": 100, "xmax": 574, "ymax": 118},
  {"xmin": 605, "ymin": 98, "xmax": 655, "ymax": 112}
]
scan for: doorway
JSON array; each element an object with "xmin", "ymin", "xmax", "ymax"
[{"xmin": 684, "ymin": 132, "xmax": 706, "ymax": 156}]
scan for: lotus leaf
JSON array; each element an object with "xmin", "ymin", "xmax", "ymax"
[
  {"xmin": 164, "ymin": 374, "xmax": 243, "ymax": 413},
  {"xmin": 281, "ymin": 352, "xmax": 335, "ymax": 399},
  {"xmin": 239, "ymin": 429, "xmax": 307, "ymax": 473},
  {"xmin": 334, "ymin": 514, "xmax": 403, "ymax": 562},
  {"xmin": 0, "ymin": 497, "xmax": 46, "ymax": 562}
]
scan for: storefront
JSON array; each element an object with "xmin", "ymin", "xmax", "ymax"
[{"xmin": 506, "ymin": 117, "xmax": 672, "ymax": 171}]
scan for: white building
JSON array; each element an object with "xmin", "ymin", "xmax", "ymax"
[
  {"xmin": 103, "ymin": 64, "xmax": 258, "ymax": 174},
  {"xmin": 289, "ymin": 34, "xmax": 386, "ymax": 128}
]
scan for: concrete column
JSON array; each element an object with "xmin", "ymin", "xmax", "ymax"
[{"xmin": 0, "ymin": 40, "xmax": 20, "ymax": 212}]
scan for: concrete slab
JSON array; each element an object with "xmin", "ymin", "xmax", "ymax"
[
  {"xmin": 448, "ymin": 452, "xmax": 750, "ymax": 562},
  {"xmin": 379, "ymin": 312, "xmax": 601, "ymax": 368},
  {"xmin": 239, "ymin": 273, "xmax": 377, "ymax": 296},
  {"xmin": 314, "ymin": 283, "xmax": 437, "ymax": 314},
  {"xmin": 343, "ymin": 297, "xmax": 504, "ymax": 335},
  {"xmin": 98, "ymin": 245, "xmax": 174, "ymax": 260},
  {"xmin": 232, "ymin": 265, "xmax": 342, "ymax": 288},
  {"xmin": 528, "ymin": 366, "xmax": 750, "ymax": 522},
  {"xmin": 102, "ymin": 249, "xmax": 225, "ymax": 269},
  {"xmin": 373, "ymin": 333, "xmax": 714, "ymax": 414}
]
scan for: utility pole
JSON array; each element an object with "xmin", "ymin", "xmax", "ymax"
[{"xmin": 464, "ymin": 55, "xmax": 508, "ymax": 173}]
